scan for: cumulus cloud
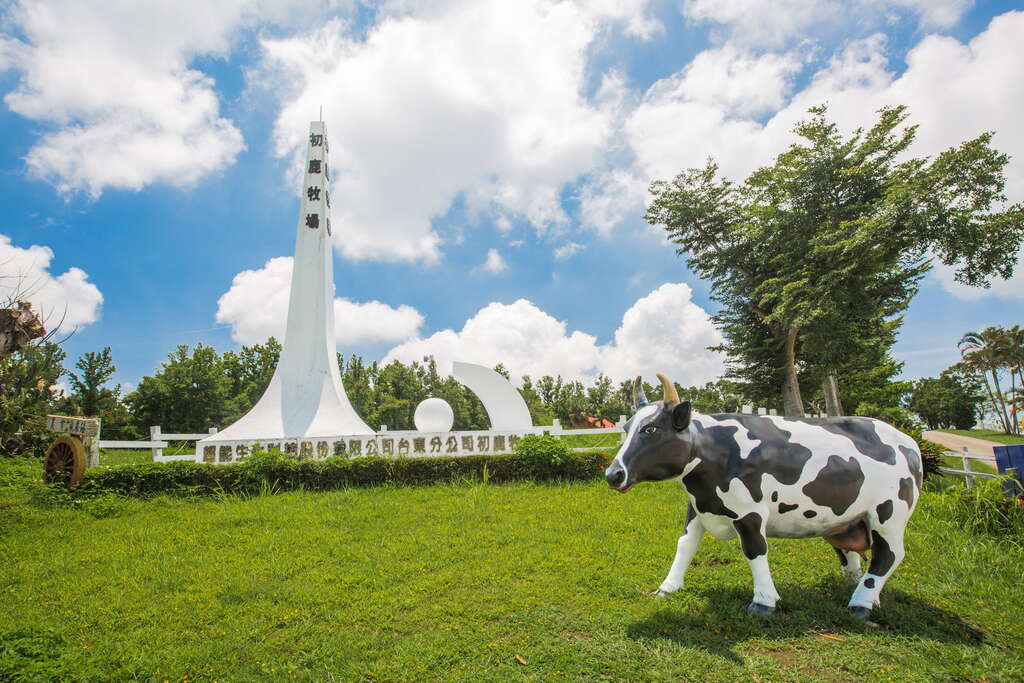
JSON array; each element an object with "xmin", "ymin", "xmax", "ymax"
[
  {"xmin": 384, "ymin": 282, "xmax": 725, "ymax": 385},
  {"xmin": 475, "ymin": 249, "xmax": 507, "ymax": 275},
  {"xmin": 0, "ymin": 0, "xmax": 340, "ymax": 196},
  {"xmin": 584, "ymin": 11, "xmax": 1024, "ymax": 234},
  {"xmin": 553, "ymin": 242, "xmax": 584, "ymax": 260},
  {"xmin": 0, "ymin": 233, "xmax": 103, "ymax": 330},
  {"xmin": 259, "ymin": 0, "xmax": 654, "ymax": 263},
  {"xmin": 682, "ymin": 0, "xmax": 972, "ymax": 47},
  {"xmin": 215, "ymin": 256, "xmax": 424, "ymax": 345}
]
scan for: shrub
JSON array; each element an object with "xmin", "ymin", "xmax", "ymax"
[
  {"xmin": 82, "ymin": 449, "xmax": 613, "ymax": 498},
  {"xmin": 896, "ymin": 424, "xmax": 943, "ymax": 479},
  {"xmin": 855, "ymin": 401, "xmax": 915, "ymax": 428},
  {"xmin": 513, "ymin": 434, "xmax": 572, "ymax": 468},
  {"xmin": 935, "ymin": 477, "xmax": 1024, "ymax": 553}
]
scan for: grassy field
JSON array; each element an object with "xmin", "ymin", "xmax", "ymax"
[
  {"xmin": 100, "ymin": 446, "xmax": 196, "ymax": 467},
  {"xmin": 2, "ymin": 458, "xmax": 1022, "ymax": 682},
  {"xmin": 938, "ymin": 429, "xmax": 1024, "ymax": 446}
]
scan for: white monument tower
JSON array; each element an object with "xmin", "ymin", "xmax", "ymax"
[{"xmin": 202, "ymin": 121, "xmax": 373, "ymax": 443}]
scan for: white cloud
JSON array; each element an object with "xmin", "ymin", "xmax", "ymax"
[
  {"xmin": 876, "ymin": 0, "xmax": 973, "ymax": 29},
  {"xmin": 682, "ymin": 0, "xmax": 839, "ymax": 48},
  {"xmin": 669, "ymin": 45, "xmax": 804, "ymax": 118},
  {"xmin": 475, "ymin": 248, "xmax": 508, "ymax": 275},
  {"xmin": 259, "ymin": 0, "xmax": 653, "ymax": 264},
  {"xmin": 1, "ymin": 0, "xmax": 341, "ymax": 196},
  {"xmin": 587, "ymin": 11, "xmax": 1024, "ymax": 236},
  {"xmin": 215, "ymin": 256, "xmax": 424, "ymax": 345},
  {"xmin": 384, "ymin": 282, "xmax": 725, "ymax": 385},
  {"xmin": 0, "ymin": 233, "xmax": 103, "ymax": 330},
  {"xmin": 681, "ymin": 0, "xmax": 972, "ymax": 47},
  {"xmin": 553, "ymin": 241, "xmax": 584, "ymax": 260}
]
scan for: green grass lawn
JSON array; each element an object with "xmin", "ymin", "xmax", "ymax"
[
  {"xmin": 938, "ymin": 429, "xmax": 1024, "ymax": 445},
  {"xmin": 2, "ymin": 458, "xmax": 1022, "ymax": 682},
  {"xmin": 555, "ymin": 431, "xmax": 622, "ymax": 451},
  {"xmin": 100, "ymin": 446, "xmax": 196, "ymax": 467}
]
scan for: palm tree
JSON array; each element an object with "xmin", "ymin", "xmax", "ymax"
[
  {"xmin": 959, "ymin": 327, "xmax": 1013, "ymax": 434},
  {"xmin": 1005, "ymin": 325, "xmax": 1024, "ymax": 433}
]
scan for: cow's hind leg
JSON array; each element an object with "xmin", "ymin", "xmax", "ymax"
[
  {"xmin": 733, "ymin": 511, "xmax": 779, "ymax": 616},
  {"xmin": 653, "ymin": 506, "xmax": 704, "ymax": 597},
  {"xmin": 825, "ymin": 521, "xmax": 869, "ymax": 585},
  {"xmin": 833, "ymin": 547, "xmax": 862, "ymax": 584},
  {"xmin": 848, "ymin": 520, "xmax": 907, "ymax": 619}
]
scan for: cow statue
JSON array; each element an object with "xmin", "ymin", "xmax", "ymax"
[{"xmin": 604, "ymin": 373, "xmax": 921, "ymax": 620}]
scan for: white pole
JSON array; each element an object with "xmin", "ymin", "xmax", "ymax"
[
  {"xmin": 150, "ymin": 426, "xmax": 163, "ymax": 461},
  {"xmin": 962, "ymin": 446, "xmax": 973, "ymax": 490}
]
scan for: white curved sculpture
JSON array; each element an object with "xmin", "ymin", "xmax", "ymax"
[
  {"xmin": 414, "ymin": 398, "xmax": 455, "ymax": 433},
  {"xmin": 202, "ymin": 121, "xmax": 373, "ymax": 442},
  {"xmin": 451, "ymin": 361, "xmax": 533, "ymax": 430}
]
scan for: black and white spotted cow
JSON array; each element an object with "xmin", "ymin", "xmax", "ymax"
[{"xmin": 604, "ymin": 373, "xmax": 922, "ymax": 620}]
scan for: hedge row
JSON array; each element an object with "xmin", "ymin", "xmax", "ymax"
[{"xmin": 82, "ymin": 450, "xmax": 613, "ymax": 497}]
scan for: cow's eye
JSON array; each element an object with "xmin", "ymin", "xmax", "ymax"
[{"xmin": 642, "ymin": 425, "xmax": 658, "ymax": 435}]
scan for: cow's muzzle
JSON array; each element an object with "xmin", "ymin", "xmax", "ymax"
[{"xmin": 605, "ymin": 464, "xmax": 631, "ymax": 492}]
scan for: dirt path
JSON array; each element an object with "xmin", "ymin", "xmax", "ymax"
[{"xmin": 922, "ymin": 431, "xmax": 1001, "ymax": 464}]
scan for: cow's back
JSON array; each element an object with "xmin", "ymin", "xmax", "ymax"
[{"xmin": 690, "ymin": 413, "xmax": 921, "ymax": 537}]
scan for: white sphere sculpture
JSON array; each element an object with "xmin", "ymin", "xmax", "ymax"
[{"xmin": 414, "ymin": 397, "xmax": 455, "ymax": 432}]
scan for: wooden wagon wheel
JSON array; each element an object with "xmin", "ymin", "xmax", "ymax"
[{"xmin": 43, "ymin": 434, "xmax": 86, "ymax": 489}]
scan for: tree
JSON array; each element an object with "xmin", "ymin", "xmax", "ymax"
[
  {"xmin": 67, "ymin": 348, "xmax": 116, "ymax": 416},
  {"xmin": 60, "ymin": 347, "xmax": 140, "ymax": 440},
  {"xmin": 221, "ymin": 338, "xmax": 281, "ymax": 424},
  {"xmin": 519, "ymin": 375, "xmax": 555, "ymax": 426},
  {"xmin": 125, "ymin": 344, "xmax": 231, "ymax": 433},
  {"xmin": 679, "ymin": 380, "xmax": 743, "ymax": 414},
  {"xmin": 0, "ymin": 341, "xmax": 65, "ymax": 457},
  {"xmin": 646, "ymin": 105, "xmax": 1024, "ymax": 416},
  {"xmin": 907, "ymin": 371, "xmax": 984, "ymax": 430},
  {"xmin": 958, "ymin": 326, "xmax": 1024, "ymax": 434}
]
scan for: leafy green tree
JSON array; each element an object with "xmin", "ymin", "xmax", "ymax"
[
  {"xmin": 646, "ymin": 105, "xmax": 1024, "ymax": 416},
  {"xmin": 222, "ymin": 338, "xmax": 281, "ymax": 424},
  {"xmin": 339, "ymin": 353, "xmax": 380, "ymax": 429},
  {"xmin": 60, "ymin": 347, "xmax": 139, "ymax": 440},
  {"xmin": 0, "ymin": 341, "xmax": 65, "ymax": 457},
  {"xmin": 67, "ymin": 348, "xmax": 116, "ymax": 416},
  {"xmin": 126, "ymin": 344, "xmax": 231, "ymax": 433},
  {"xmin": 519, "ymin": 375, "xmax": 555, "ymax": 426},
  {"xmin": 679, "ymin": 380, "xmax": 743, "ymax": 414},
  {"xmin": 907, "ymin": 370, "xmax": 984, "ymax": 430}
]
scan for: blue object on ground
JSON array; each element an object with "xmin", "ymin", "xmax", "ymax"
[{"xmin": 992, "ymin": 444, "xmax": 1024, "ymax": 499}]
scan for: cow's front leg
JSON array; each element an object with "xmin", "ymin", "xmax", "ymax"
[
  {"xmin": 652, "ymin": 506, "xmax": 704, "ymax": 598},
  {"xmin": 733, "ymin": 511, "xmax": 779, "ymax": 616}
]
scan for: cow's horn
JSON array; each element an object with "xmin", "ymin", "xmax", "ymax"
[
  {"xmin": 657, "ymin": 373, "xmax": 680, "ymax": 406},
  {"xmin": 632, "ymin": 376, "xmax": 648, "ymax": 410}
]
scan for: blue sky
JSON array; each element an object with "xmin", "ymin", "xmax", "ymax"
[{"xmin": 1, "ymin": 0, "xmax": 1022, "ymax": 392}]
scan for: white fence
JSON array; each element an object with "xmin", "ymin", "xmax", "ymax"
[
  {"xmin": 95, "ymin": 420, "xmax": 626, "ymax": 465},
  {"xmin": 97, "ymin": 426, "xmax": 219, "ymax": 463},
  {"xmin": 936, "ymin": 446, "xmax": 1002, "ymax": 490},
  {"xmin": 93, "ymin": 408, "xmax": 836, "ymax": 466}
]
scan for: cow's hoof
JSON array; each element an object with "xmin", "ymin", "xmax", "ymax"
[
  {"xmin": 847, "ymin": 606, "xmax": 872, "ymax": 620},
  {"xmin": 650, "ymin": 588, "xmax": 673, "ymax": 599},
  {"xmin": 848, "ymin": 606, "xmax": 880, "ymax": 627},
  {"xmin": 746, "ymin": 602, "xmax": 776, "ymax": 617}
]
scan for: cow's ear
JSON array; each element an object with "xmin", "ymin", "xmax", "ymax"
[{"xmin": 672, "ymin": 401, "xmax": 692, "ymax": 431}]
